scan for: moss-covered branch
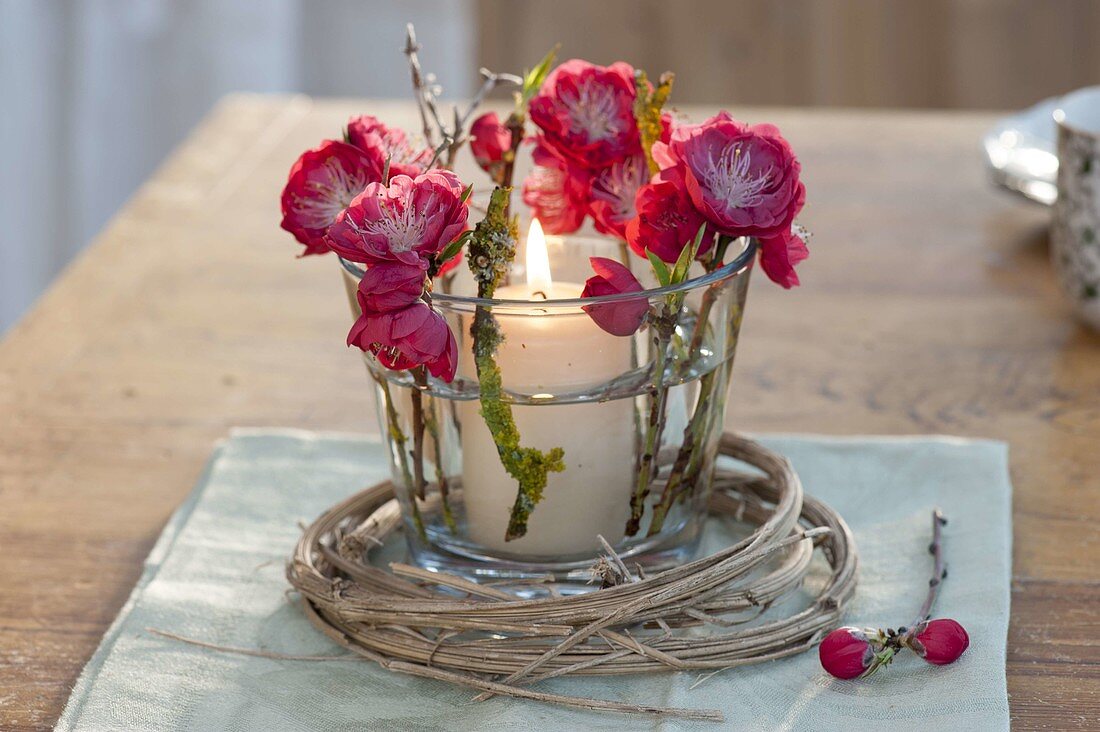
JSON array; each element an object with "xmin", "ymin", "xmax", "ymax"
[
  {"xmin": 467, "ymin": 187, "xmax": 565, "ymax": 541},
  {"xmin": 634, "ymin": 70, "xmax": 674, "ymax": 175}
]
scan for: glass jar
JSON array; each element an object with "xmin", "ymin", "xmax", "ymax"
[{"xmin": 340, "ymin": 234, "xmax": 755, "ymax": 582}]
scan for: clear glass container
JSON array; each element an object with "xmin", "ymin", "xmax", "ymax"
[{"xmin": 340, "ymin": 234, "xmax": 755, "ymax": 582}]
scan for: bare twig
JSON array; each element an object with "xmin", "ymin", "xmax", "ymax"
[
  {"xmin": 404, "ymin": 24, "xmax": 521, "ymax": 169},
  {"xmin": 456, "ymin": 68, "xmax": 523, "ymax": 132},
  {"xmin": 403, "ymin": 24, "xmax": 437, "ymax": 147},
  {"xmin": 410, "ymin": 367, "xmax": 429, "ymax": 499},
  {"xmin": 900, "ymin": 509, "xmax": 947, "ymax": 646},
  {"xmin": 146, "ymin": 628, "xmax": 362, "ymax": 662},
  {"xmin": 917, "ymin": 508, "xmax": 947, "ymax": 623}
]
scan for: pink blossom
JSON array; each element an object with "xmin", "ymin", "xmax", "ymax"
[
  {"xmin": 529, "ymin": 59, "xmax": 639, "ymax": 169},
  {"xmin": 758, "ymin": 227, "xmax": 809, "ymax": 289},
  {"xmin": 327, "ymin": 170, "xmax": 470, "ymax": 266},
  {"xmin": 625, "ymin": 168, "xmax": 714, "ymax": 263},
  {"xmin": 819, "ymin": 627, "xmax": 873, "ymax": 679},
  {"xmin": 280, "ymin": 140, "xmax": 383, "ymax": 256},
  {"xmin": 469, "ymin": 112, "xmax": 512, "ymax": 177},
  {"xmin": 912, "ymin": 619, "xmax": 969, "ymax": 665},
  {"xmin": 347, "ymin": 301, "xmax": 458, "ymax": 382},
  {"xmin": 580, "ymin": 257, "xmax": 648, "ymax": 336},
  {"xmin": 356, "ymin": 260, "xmax": 428, "ymax": 314},
  {"xmin": 346, "ymin": 115, "xmax": 432, "ymax": 179},
  {"xmin": 653, "ymin": 111, "xmax": 805, "ymax": 241},
  {"xmin": 588, "ymin": 153, "xmax": 648, "ymax": 240},
  {"xmin": 521, "ymin": 144, "xmax": 590, "ymax": 235}
]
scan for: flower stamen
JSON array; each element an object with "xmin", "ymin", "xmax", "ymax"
[
  {"xmin": 590, "ymin": 156, "xmax": 646, "ymax": 223},
  {"xmin": 701, "ymin": 143, "xmax": 773, "ymax": 209},
  {"xmin": 561, "ymin": 81, "xmax": 624, "ymax": 143},
  {"xmin": 294, "ymin": 157, "xmax": 371, "ymax": 229}
]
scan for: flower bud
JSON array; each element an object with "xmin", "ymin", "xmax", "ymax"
[
  {"xmin": 819, "ymin": 627, "xmax": 873, "ymax": 679},
  {"xmin": 469, "ymin": 112, "xmax": 511, "ymax": 174},
  {"xmin": 580, "ymin": 257, "xmax": 647, "ymax": 336},
  {"xmin": 911, "ymin": 619, "xmax": 969, "ymax": 665}
]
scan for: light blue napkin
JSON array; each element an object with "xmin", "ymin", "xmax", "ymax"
[{"xmin": 57, "ymin": 430, "xmax": 1011, "ymax": 731}]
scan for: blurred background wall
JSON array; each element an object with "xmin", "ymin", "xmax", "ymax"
[
  {"xmin": 480, "ymin": 0, "xmax": 1100, "ymax": 109},
  {"xmin": 1, "ymin": 0, "xmax": 1098, "ymax": 333},
  {"xmin": 0, "ymin": 0, "xmax": 473, "ymax": 334}
]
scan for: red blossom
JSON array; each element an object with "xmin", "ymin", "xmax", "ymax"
[
  {"xmin": 327, "ymin": 170, "xmax": 470, "ymax": 266},
  {"xmin": 819, "ymin": 627, "xmax": 873, "ymax": 680},
  {"xmin": 758, "ymin": 227, "xmax": 809, "ymax": 289},
  {"xmin": 588, "ymin": 153, "xmax": 648, "ymax": 240},
  {"xmin": 912, "ymin": 619, "xmax": 969, "ymax": 665},
  {"xmin": 346, "ymin": 115, "xmax": 432, "ymax": 179},
  {"xmin": 529, "ymin": 59, "xmax": 640, "ymax": 170},
  {"xmin": 580, "ymin": 257, "xmax": 648, "ymax": 336},
  {"xmin": 521, "ymin": 143, "xmax": 590, "ymax": 235},
  {"xmin": 356, "ymin": 260, "xmax": 428, "ymax": 314},
  {"xmin": 625, "ymin": 168, "xmax": 714, "ymax": 264},
  {"xmin": 279, "ymin": 140, "xmax": 384, "ymax": 256},
  {"xmin": 347, "ymin": 301, "xmax": 458, "ymax": 382},
  {"xmin": 653, "ymin": 111, "xmax": 805, "ymax": 241}
]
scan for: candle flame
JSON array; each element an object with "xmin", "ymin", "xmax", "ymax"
[{"xmin": 526, "ymin": 218, "xmax": 553, "ymax": 296}]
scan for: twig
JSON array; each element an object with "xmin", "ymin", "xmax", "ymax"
[
  {"xmin": 499, "ymin": 113, "xmax": 525, "ymax": 206},
  {"xmin": 909, "ymin": 509, "xmax": 947, "ymax": 630},
  {"xmin": 625, "ymin": 305, "xmax": 679, "ymax": 536},
  {"xmin": 371, "ymin": 370, "xmax": 425, "ymax": 538},
  {"xmin": 457, "ymin": 68, "xmax": 522, "ymax": 131},
  {"xmin": 403, "ymin": 24, "xmax": 437, "ymax": 147},
  {"xmin": 425, "ymin": 135, "xmax": 456, "ymax": 170},
  {"xmin": 596, "ymin": 534, "xmax": 637, "ymax": 583},
  {"xmin": 410, "ymin": 367, "xmax": 429, "ymax": 499},
  {"xmin": 404, "ymin": 24, "xmax": 520, "ymax": 169},
  {"xmin": 146, "ymin": 628, "xmax": 362, "ymax": 662}
]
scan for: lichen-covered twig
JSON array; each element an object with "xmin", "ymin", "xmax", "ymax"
[
  {"xmin": 459, "ymin": 52, "xmax": 562, "ymax": 541},
  {"xmin": 633, "ymin": 70, "xmax": 674, "ymax": 175},
  {"xmin": 467, "ymin": 188, "xmax": 565, "ymax": 541}
]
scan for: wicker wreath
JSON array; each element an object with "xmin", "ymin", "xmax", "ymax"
[{"xmin": 286, "ymin": 433, "xmax": 858, "ymax": 721}]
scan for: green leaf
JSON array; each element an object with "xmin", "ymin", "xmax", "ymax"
[
  {"xmin": 670, "ymin": 224, "xmax": 705, "ymax": 284},
  {"xmin": 460, "ymin": 183, "xmax": 474, "ymax": 204},
  {"xmin": 647, "ymin": 249, "xmax": 671, "ymax": 286},
  {"xmin": 521, "ymin": 45, "xmax": 559, "ymax": 105},
  {"xmin": 437, "ymin": 230, "xmax": 472, "ymax": 266}
]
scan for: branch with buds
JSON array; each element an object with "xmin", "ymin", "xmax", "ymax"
[
  {"xmin": 404, "ymin": 23, "xmax": 522, "ymax": 169},
  {"xmin": 819, "ymin": 509, "xmax": 969, "ymax": 680}
]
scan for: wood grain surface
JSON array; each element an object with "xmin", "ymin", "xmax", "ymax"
[{"xmin": 1, "ymin": 95, "xmax": 1097, "ymax": 729}]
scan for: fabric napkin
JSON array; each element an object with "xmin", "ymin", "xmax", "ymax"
[{"xmin": 56, "ymin": 429, "xmax": 1011, "ymax": 731}]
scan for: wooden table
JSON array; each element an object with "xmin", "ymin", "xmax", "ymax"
[{"xmin": 1, "ymin": 95, "xmax": 1097, "ymax": 729}]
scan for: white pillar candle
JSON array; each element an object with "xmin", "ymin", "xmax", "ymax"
[{"xmin": 460, "ymin": 220, "xmax": 635, "ymax": 556}]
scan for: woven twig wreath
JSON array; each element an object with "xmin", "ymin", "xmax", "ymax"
[{"xmin": 287, "ymin": 433, "xmax": 858, "ymax": 721}]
